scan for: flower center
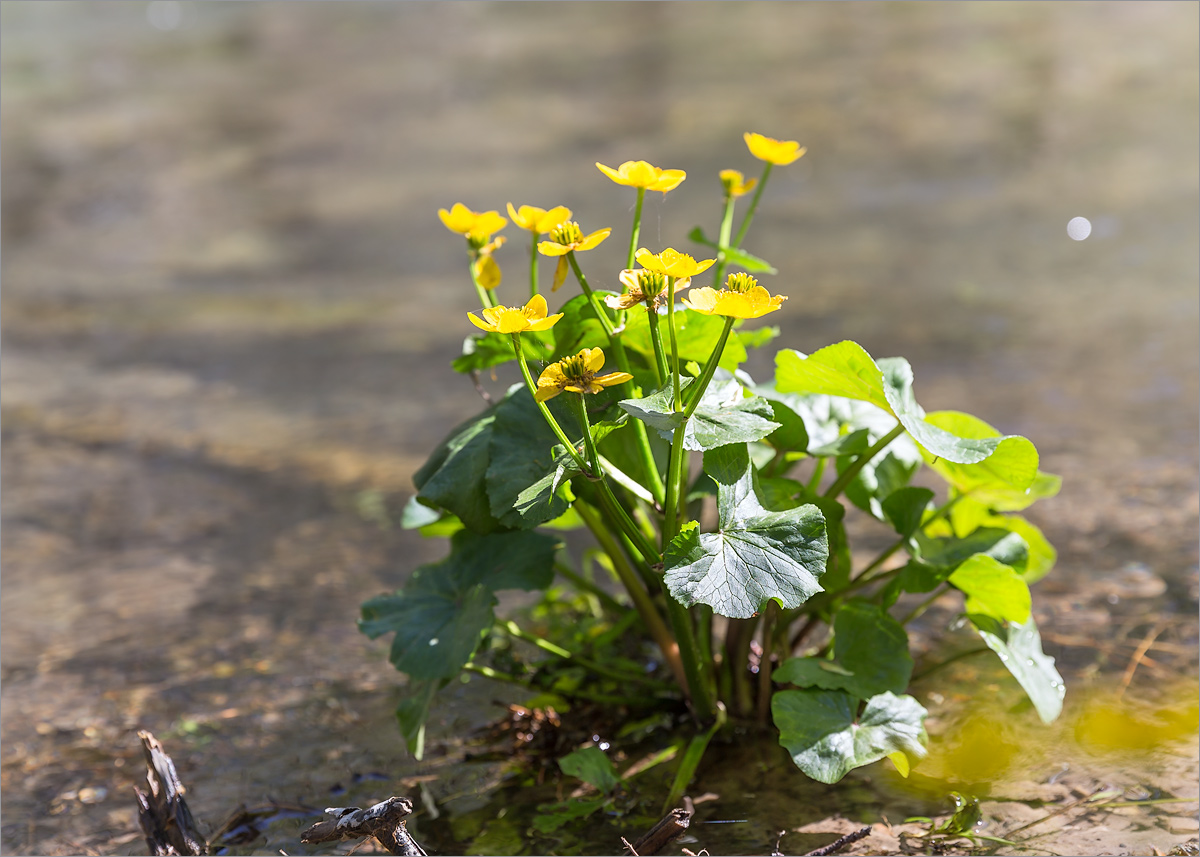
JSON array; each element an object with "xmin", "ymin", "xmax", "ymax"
[
  {"xmin": 726, "ymin": 272, "xmax": 758, "ymax": 293},
  {"xmin": 550, "ymin": 221, "xmax": 584, "ymax": 246},
  {"xmin": 636, "ymin": 270, "xmax": 667, "ymax": 296}
]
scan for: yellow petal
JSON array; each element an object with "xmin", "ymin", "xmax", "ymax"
[
  {"xmin": 552, "ymin": 256, "xmax": 569, "ymax": 292},
  {"xmin": 474, "ymin": 255, "xmax": 502, "ymax": 290},
  {"xmin": 596, "ymin": 162, "xmax": 626, "ymax": 185},
  {"xmin": 681, "ymin": 287, "xmax": 720, "ymax": 315},
  {"xmin": 534, "ymin": 385, "xmax": 563, "ymax": 402},
  {"xmin": 469, "ymin": 210, "xmax": 507, "ymax": 238},
  {"xmin": 647, "ymin": 168, "xmax": 686, "ymax": 192},
  {"xmin": 538, "ymin": 241, "xmax": 571, "ymax": 257},
  {"xmin": 744, "ymin": 132, "xmax": 806, "ymax": 166},
  {"xmin": 507, "ymin": 203, "xmax": 541, "ymax": 230},
  {"xmin": 494, "ymin": 310, "xmax": 531, "ymax": 334},
  {"xmin": 575, "ymin": 228, "xmax": 612, "ymax": 252},
  {"xmin": 622, "ymin": 160, "xmax": 659, "ymax": 187},
  {"xmin": 523, "ymin": 294, "xmax": 549, "ymax": 319},
  {"xmin": 583, "ymin": 347, "xmax": 605, "ymax": 373},
  {"xmin": 636, "ymin": 247, "xmax": 714, "ymax": 278},
  {"xmin": 526, "ymin": 312, "xmax": 564, "ymax": 332},
  {"xmin": 595, "ymin": 371, "xmax": 634, "ymax": 388},
  {"xmin": 439, "ymin": 202, "xmax": 477, "ymax": 234},
  {"xmin": 467, "ymin": 311, "xmax": 495, "ymax": 332},
  {"xmin": 535, "ymin": 206, "xmax": 572, "ymax": 233}
]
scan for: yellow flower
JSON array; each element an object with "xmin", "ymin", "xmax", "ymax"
[
  {"xmin": 719, "ymin": 169, "xmax": 757, "ymax": 197},
  {"xmin": 534, "ymin": 347, "xmax": 634, "ymax": 402},
  {"xmin": 467, "ymin": 294, "xmax": 564, "ymax": 334},
  {"xmin": 606, "ymin": 268, "xmax": 683, "ymax": 311},
  {"xmin": 506, "ymin": 203, "xmax": 573, "ymax": 234},
  {"xmin": 596, "ymin": 160, "xmax": 686, "ymax": 193},
  {"xmin": 438, "ymin": 203, "xmax": 507, "ymax": 239},
  {"xmin": 634, "ymin": 247, "xmax": 715, "ymax": 279},
  {"xmin": 744, "ymin": 132, "xmax": 807, "ymax": 166},
  {"xmin": 538, "ymin": 221, "xmax": 612, "ymax": 257},
  {"xmin": 682, "ymin": 272, "xmax": 787, "ymax": 319}
]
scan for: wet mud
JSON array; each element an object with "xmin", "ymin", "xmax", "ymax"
[{"xmin": 2, "ymin": 3, "xmax": 1197, "ymax": 855}]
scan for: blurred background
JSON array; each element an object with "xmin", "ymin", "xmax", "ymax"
[{"xmin": 2, "ymin": 2, "xmax": 1197, "ymax": 855}]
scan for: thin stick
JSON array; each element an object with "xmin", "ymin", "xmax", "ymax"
[{"xmin": 1115, "ymin": 620, "xmax": 1166, "ymax": 700}]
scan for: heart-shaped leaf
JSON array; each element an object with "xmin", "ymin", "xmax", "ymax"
[
  {"xmin": 948, "ymin": 554, "xmax": 1031, "ymax": 623},
  {"xmin": 773, "ymin": 689, "xmax": 928, "ymax": 784},
  {"xmin": 972, "ymin": 614, "xmax": 1064, "ymax": 723},
  {"xmin": 664, "ymin": 443, "xmax": 827, "ymax": 618}
]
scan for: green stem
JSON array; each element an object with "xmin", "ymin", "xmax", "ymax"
[
  {"xmin": 510, "ymin": 334, "xmax": 589, "ymax": 473},
  {"xmin": 567, "ymin": 251, "xmax": 615, "ymax": 336},
  {"xmin": 572, "ymin": 394, "xmax": 602, "ymax": 476},
  {"xmin": 502, "ymin": 620, "xmax": 659, "ymax": 686},
  {"xmin": 528, "ymin": 232, "xmax": 539, "ymax": 298},
  {"xmin": 663, "ymin": 421, "xmax": 689, "ymax": 545},
  {"xmin": 468, "ymin": 250, "xmax": 491, "ymax": 309},
  {"xmin": 901, "ymin": 584, "xmax": 948, "ymax": 626},
  {"xmin": 666, "ymin": 277, "xmax": 682, "ymax": 411},
  {"xmin": 806, "ymin": 456, "xmax": 827, "ymax": 493},
  {"xmin": 595, "ymin": 477, "xmax": 661, "ymax": 571},
  {"xmin": 597, "ymin": 454, "xmax": 654, "ymax": 505},
  {"xmin": 662, "ymin": 704, "xmax": 726, "ymax": 812},
  {"xmin": 575, "ymin": 499, "xmax": 686, "ymax": 691},
  {"xmin": 846, "ymin": 494, "xmax": 963, "ymax": 592},
  {"xmin": 756, "ymin": 603, "xmax": 778, "ymax": 724},
  {"xmin": 823, "ymin": 423, "xmax": 906, "ymax": 500},
  {"xmin": 554, "ymin": 561, "xmax": 624, "ymax": 613},
  {"xmin": 665, "ymin": 596, "xmax": 715, "ymax": 722},
  {"xmin": 627, "ymin": 187, "xmax": 645, "ymax": 270},
  {"xmin": 683, "ymin": 316, "xmax": 736, "ymax": 419},
  {"xmin": 710, "ymin": 193, "xmax": 737, "ymax": 288},
  {"xmin": 732, "ymin": 162, "xmax": 773, "ymax": 249},
  {"xmin": 646, "ymin": 307, "xmax": 670, "ymax": 386},
  {"xmin": 464, "ymin": 662, "xmax": 526, "ymax": 686}
]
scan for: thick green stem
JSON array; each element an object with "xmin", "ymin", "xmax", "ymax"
[
  {"xmin": 806, "ymin": 455, "xmax": 827, "ymax": 493},
  {"xmin": 710, "ymin": 193, "xmax": 738, "ymax": 288},
  {"xmin": 510, "ymin": 334, "xmax": 589, "ymax": 472},
  {"xmin": 572, "ymin": 394, "xmax": 602, "ymax": 476},
  {"xmin": 901, "ymin": 584, "xmax": 948, "ymax": 626},
  {"xmin": 528, "ymin": 232, "xmax": 539, "ymax": 297},
  {"xmin": 575, "ymin": 499, "xmax": 686, "ymax": 691},
  {"xmin": 823, "ymin": 423, "xmax": 906, "ymax": 500},
  {"xmin": 626, "ymin": 187, "xmax": 646, "ymax": 270},
  {"xmin": 665, "ymin": 595, "xmax": 715, "ymax": 722},
  {"xmin": 683, "ymin": 316, "xmax": 736, "ymax": 419},
  {"xmin": 663, "ymin": 422, "xmax": 689, "ymax": 545},
  {"xmin": 732, "ymin": 161, "xmax": 773, "ymax": 249}
]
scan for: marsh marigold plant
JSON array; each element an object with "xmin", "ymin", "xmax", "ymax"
[{"xmin": 364, "ymin": 132, "xmax": 1064, "ymax": 809}]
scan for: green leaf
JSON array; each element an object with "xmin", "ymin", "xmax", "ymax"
[
  {"xmin": 917, "ymin": 527, "xmax": 1030, "ymax": 574},
  {"xmin": 688, "ymin": 225, "xmax": 778, "ymax": 274},
  {"xmin": 934, "ymin": 793, "xmax": 982, "ymax": 835},
  {"xmin": 558, "ymin": 746, "xmax": 622, "ymax": 793},
  {"xmin": 921, "ymin": 411, "xmax": 1041, "ymax": 499},
  {"xmin": 623, "ymin": 306, "xmax": 748, "ymax": 372},
  {"xmin": 360, "ymin": 583, "xmax": 495, "ymax": 681},
  {"xmin": 775, "ymin": 601, "xmax": 912, "ymax": 699},
  {"xmin": 551, "ymin": 293, "xmax": 611, "ymax": 360},
  {"xmin": 881, "ymin": 487, "xmax": 936, "ymax": 541},
  {"xmin": 663, "ymin": 443, "xmax": 827, "ymax": 618},
  {"xmin": 531, "ymin": 797, "xmax": 610, "ymax": 834},
  {"xmin": 395, "ymin": 680, "xmax": 438, "ymax": 760},
  {"xmin": 413, "ymin": 403, "xmax": 503, "ymax": 533},
  {"xmin": 619, "ymin": 378, "xmax": 779, "ymax": 452},
  {"xmin": 775, "ymin": 342, "xmax": 1037, "ymax": 469},
  {"xmin": 359, "ymin": 529, "xmax": 559, "ymax": 679},
  {"xmin": 735, "ymin": 325, "xmax": 780, "ymax": 351},
  {"xmin": 972, "ymin": 614, "xmax": 1065, "ymax": 723},
  {"xmin": 773, "ymin": 689, "xmax": 928, "ymax": 784},
  {"xmin": 452, "ymin": 329, "xmax": 555, "ymax": 374},
  {"xmin": 948, "ymin": 554, "xmax": 1031, "ymax": 623},
  {"xmin": 486, "ymin": 387, "xmax": 581, "ymax": 529}
]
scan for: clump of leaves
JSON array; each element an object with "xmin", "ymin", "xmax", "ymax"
[{"xmin": 361, "ymin": 132, "xmax": 1063, "ymax": 790}]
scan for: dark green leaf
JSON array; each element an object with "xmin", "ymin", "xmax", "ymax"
[
  {"xmin": 486, "ymin": 387, "xmax": 581, "ymax": 528},
  {"xmin": 395, "ymin": 680, "xmax": 438, "ymax": 760},
  {"xmin": 414, "ymin": 403, "xmax": 503, "ymax": 533},
  {"xmin": 531, "ymin": 797, "xmax": 610, "ymax": 833},
  {"xmin": 664, "ymin": 443, "xmax": 827, "ymax": 618},
  {"xmin": 552, "ymin": 293, "xmax": 611, "ymax": 360},
  {"xmin": 972, "ymin": 615, "xmax": 1064, "ymax": 723},
  {"xmin": 881, "ymin": 487, "xmax": 935, "ymax": 541},
  {"xmin": 773, "ymin": 689, "xmax": 928, "ymax": 784},
  {"xmin": 452, "ymin": 329, "xmax": 555, "ymax": 374},
  {"xmin": 775, "ymin": 601, "xmax": 912, "ymax": 699},
  {"xmin": 916, "ymin": 527, "xmax": 1030, "ymax": 574},
  {"xmin": 934, "ymin": 793, "xmax": 982, "ymax": 835},
  {"xmin": 558, "ymin": 746, "xmax": 622, "ymax": 793},
  {"xmin": 360, "ymin": 583, "xmax": 495, "ymax": 681}
]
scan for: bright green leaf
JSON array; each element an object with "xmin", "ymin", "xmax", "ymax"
[
  {"xmin": 664, "ymin": 443, "xmax": 827, "ymax": 618},
  {"xmin": 773, "ymin": 689, "xmax": 928, "ymax": 784},
  {"xmin": 620, "ymin": 378, "xmax": 779, "ymax": 452},
  {"xmin": 972, "ymin": 614, "xmax": 1065, "ymax": 723},
  {"xmin": 921, "ymin": 411, "xmax": 1040, "ymax": 498},
  {"xmin": 949, "ymin": 554, "xmax": 1031, "ymax": 623},
  {"xmin": 623, "ymin": 306, "xmax": 748, "ymax": 372}
]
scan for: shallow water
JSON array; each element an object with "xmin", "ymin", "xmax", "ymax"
[{"xmin": 2, "ymin": 2, "xmax": 1197, "ymax": 855}]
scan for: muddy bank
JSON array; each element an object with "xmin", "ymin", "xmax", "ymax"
[{"xmin": 2, "ymin": 2, "xmax": 1197, "ymax": 855}]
